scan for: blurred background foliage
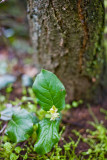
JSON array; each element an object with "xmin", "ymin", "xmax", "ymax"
[
  {"xmin": 0, "ymin": 0, "xmax": 28, "ymax": 46},
  {"xmin": 0, "ymin": 0, "xmax": 37, "ymax": 91},
  {"xmin": 0, "ymin": 0, "xmax": 107, "ymax": 90}
]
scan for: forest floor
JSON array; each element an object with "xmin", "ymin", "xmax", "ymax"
[
  {"xmin": 0, "ymin": 80, "xmax": 107, "ymax": 159},
  {"xmin": 0, "ymin": 0, "xmax": 107, "ymax": 160}
]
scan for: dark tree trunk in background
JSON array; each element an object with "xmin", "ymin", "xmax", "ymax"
[{"xmin": 27, "ymin": 0, "xmax": 106, "ymax": 103}]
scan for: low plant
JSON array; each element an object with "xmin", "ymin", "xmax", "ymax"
[
  {"xmin": 73, "ymin": 119, "xmax": 107, "ymax": 159},
  {"xmin": 0, "ymin": 69, "xmax": 66, "ymax": 155}
]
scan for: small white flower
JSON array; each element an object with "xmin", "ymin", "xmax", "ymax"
[
  {"xmin": 50, "ymin": 112, "xmax": 60, "ymax": 121},
  {"xmin": 48, "ymin": 105, "xmax": 59, "ymax": 121}
]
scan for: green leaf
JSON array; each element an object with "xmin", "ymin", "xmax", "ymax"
[
  {"xmin": 0, "ymin": 107, "xmax": 13, "ymax": 121},
  {"xmin": 14, "ymin": 146, "xmax": 22, "ymax": 154},
  {"xmin": 0, "ymin": 106, "xmax": 20, "ymax": 121},
  {"xmin": 31, "ymin": 112, "xmax": 39, "ymax": 124},
  {"xmin": 6, "ymin": 109, "xmax": 33, "ymax": 143},
  {"xmin": 4, "ymin": 142, "xmax": 12, "ymax": 154},
  {"xmin": 10, "ymin": 153, "xmax": 19, "ymax": 160},
  {"xmin": 33, "ymin": 69, "xmax": 66, "ymax": 111},
  {"xmin": 34, "ymin": 118, "xmax": 60, "ymax": 155}
]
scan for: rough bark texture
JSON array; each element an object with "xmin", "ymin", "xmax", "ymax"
[{"xmin": 27, "ymin": 0, "xmax": 106, "ymax": 103}]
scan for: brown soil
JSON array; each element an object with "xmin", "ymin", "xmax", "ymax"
[{"xmin": 60, "ymin": 102, "xmax": 107, "ymax": 154}]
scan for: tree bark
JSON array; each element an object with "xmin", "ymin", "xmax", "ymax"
[{"xmin": 27, "ymin": 0, "xmax": 106, "ymax": 103}]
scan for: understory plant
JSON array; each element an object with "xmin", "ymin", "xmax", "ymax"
[{"xmin": 0, "ymin": 69, "xmax": 66, "ymax": 155}]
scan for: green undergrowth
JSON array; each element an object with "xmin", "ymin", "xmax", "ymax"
[{"xmin": 0, "ymin": 86, "xmax": 107, "ymax": 160}]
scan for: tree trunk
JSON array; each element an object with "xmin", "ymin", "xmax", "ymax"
[{"xmin": 27, "ymin": 0, "xmax": 106, "ymax": 103}]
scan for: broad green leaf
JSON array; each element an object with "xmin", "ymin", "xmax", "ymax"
[
  {"xmin": 0, "ymin": 107, "xmax": 13, "ymax": 121},
  {"xmin": 34, "ymin": 118, "xmax": 60, "ymax": 155},
  {"xmin": 6, "ymin": 109, "xmax": 33, "ymax": 143},
  {"xmin": 0, "ymin": 107, "xmax": 20, "ymax": 121},
  {"xmin": 31, "ymin": 112, "xmax": 39, "ymax": 124},
  {"xmin": 33, "ymin": 69, "xmax": 66, "ymax": 111}
]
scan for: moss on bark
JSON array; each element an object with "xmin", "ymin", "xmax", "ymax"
[{"xmin": 27, "ymin": 0, "xmax": 106, "ymax": 103}]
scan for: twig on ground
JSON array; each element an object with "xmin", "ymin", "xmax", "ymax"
[
  {"xmin": 0, "ymin": 124, "xmax": 7, "ymax": 134},
  {"xmin": 0, "ymin": 122, "xmax": 7, "ymax": 144}
]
